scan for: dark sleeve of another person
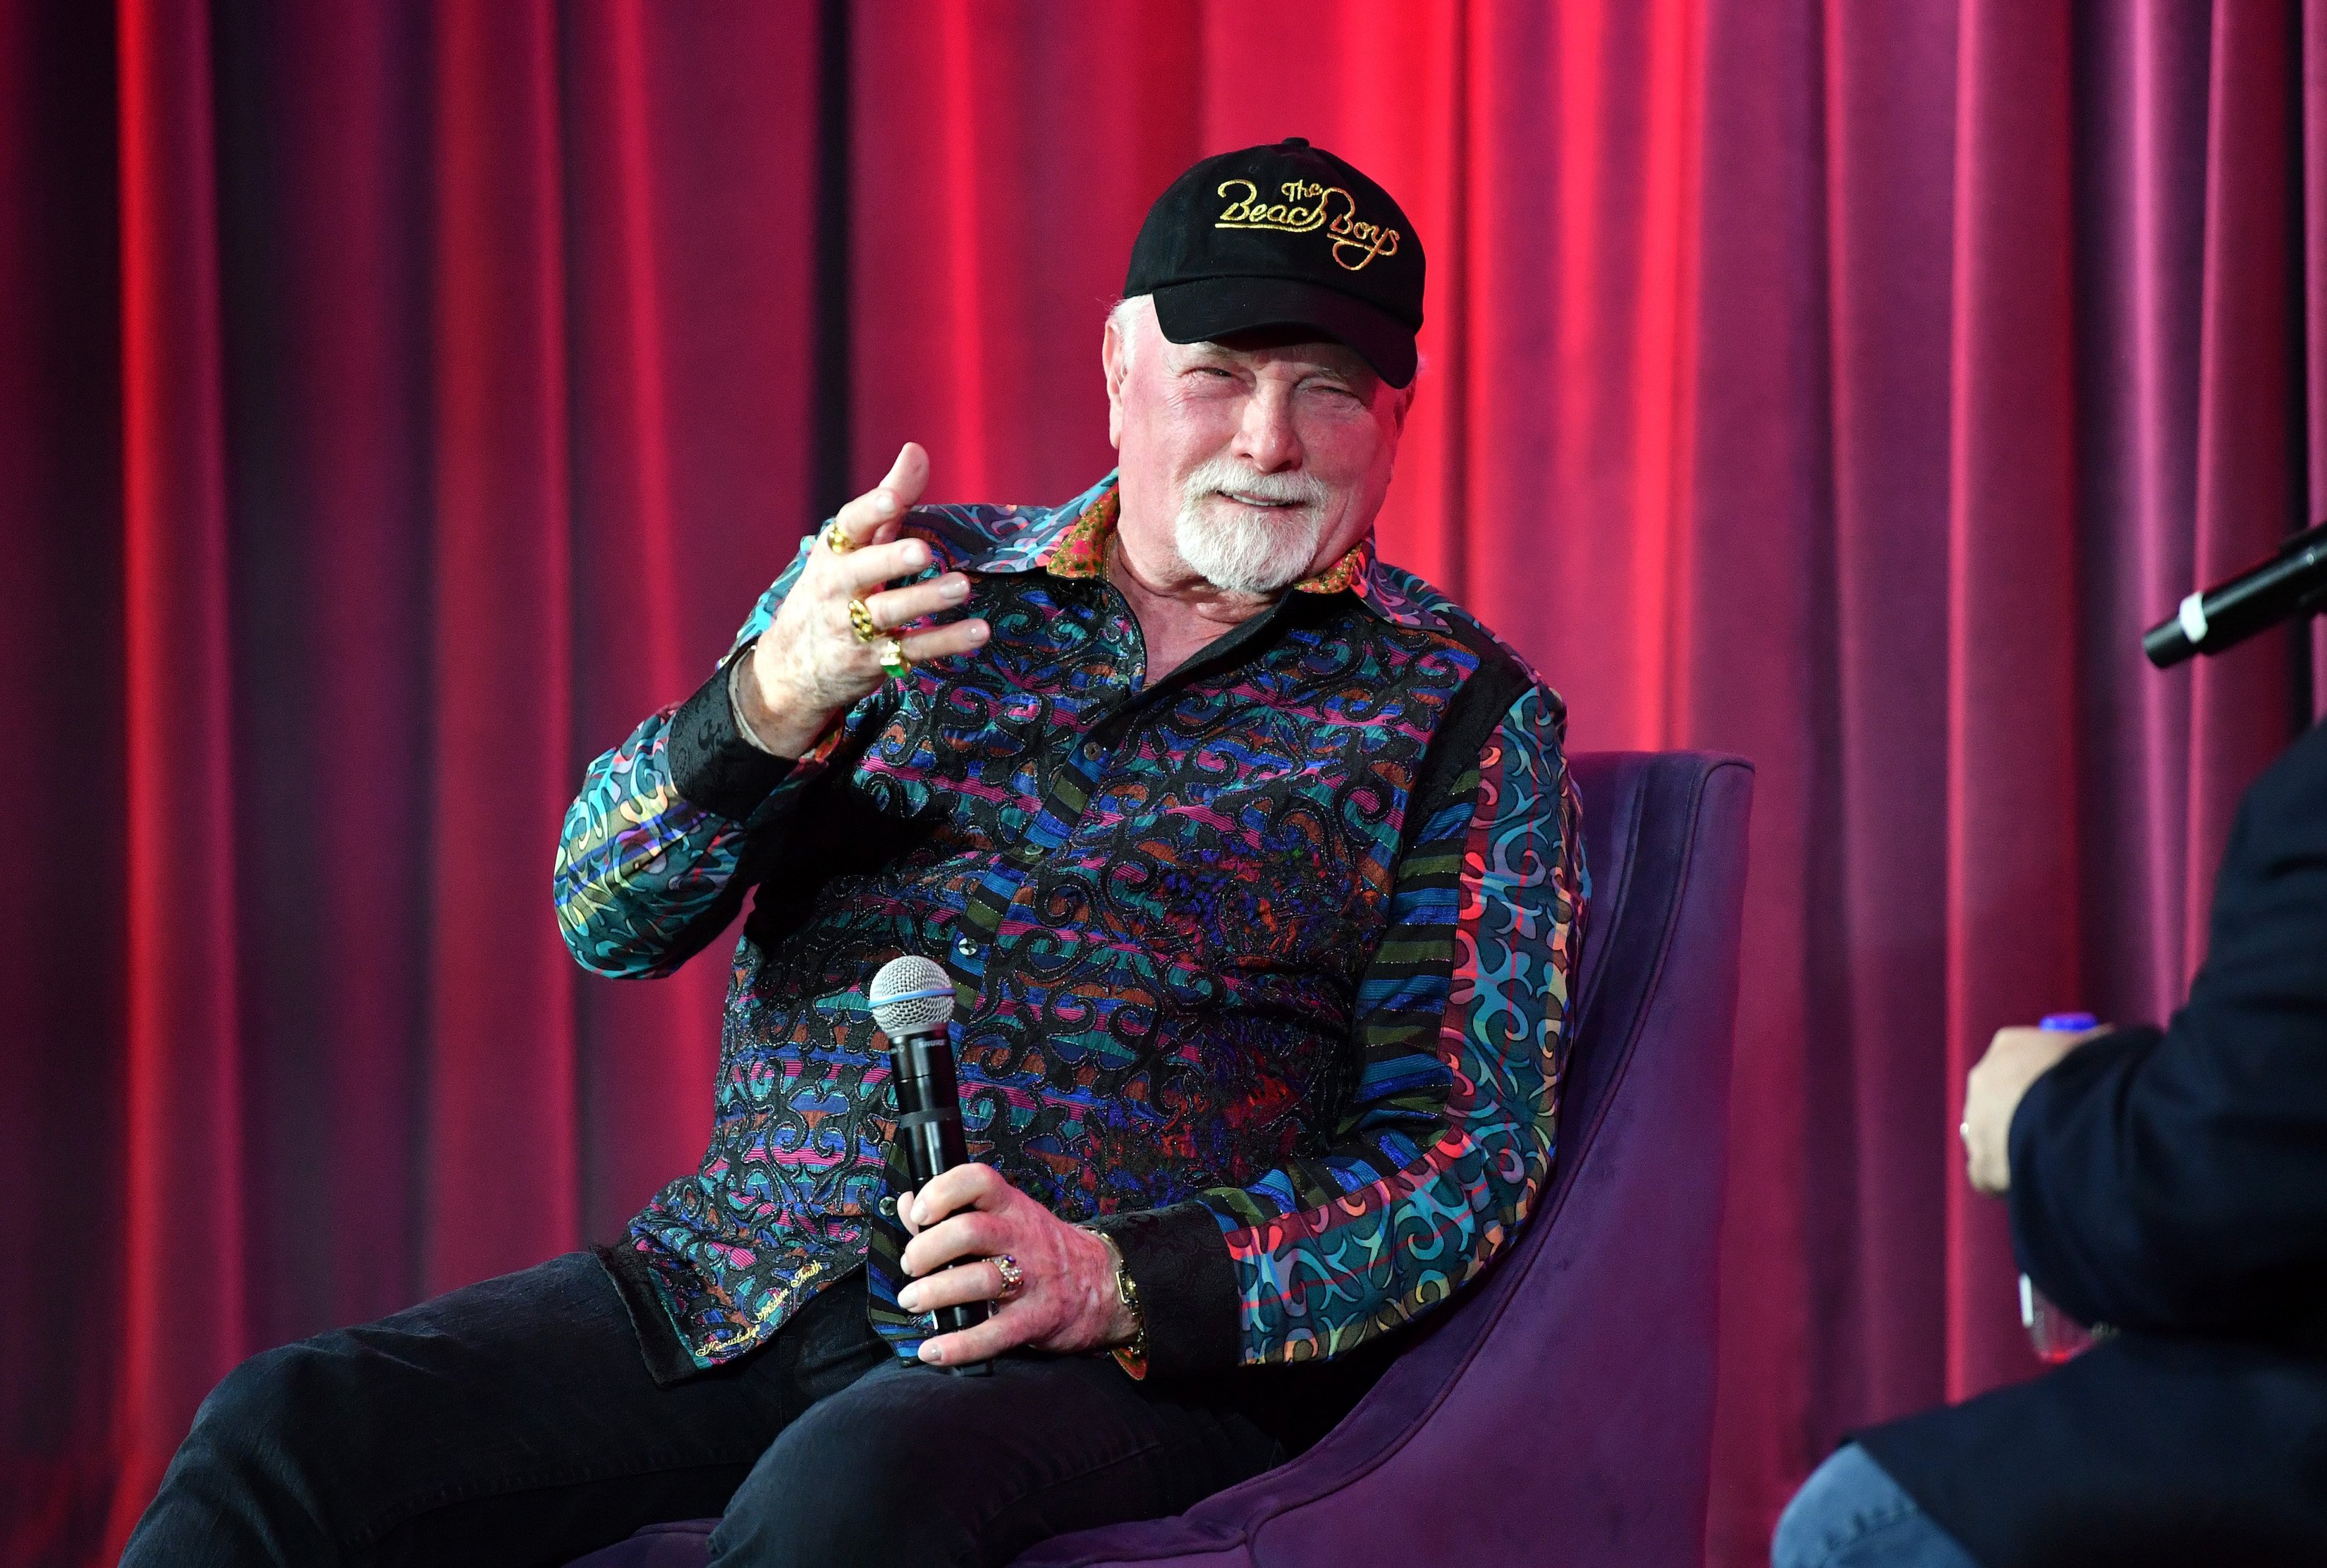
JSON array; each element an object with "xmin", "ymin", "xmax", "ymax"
[{"xmin": 2007, "ymin": 718, "xmax": 2327, "ymax": 1338}]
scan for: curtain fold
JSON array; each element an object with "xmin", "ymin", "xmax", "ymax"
[
  {"xmin": 114, "ymin": 0, "xmax": 245, "ymax": 1541},
  {"xmin": 2188, "ymin": 0, "xmax": 2309, "ymax": 958},
  {"xmin": 0, "ymin": 3, "xmax": 124, "ymax": 1553},
  {"xmin": 1942, "ymin": 0, "xmax": 2084, "ymax": 1412},
  {"xmin": 1814, "ymin": 0, "xmax": 1959, "ymax": 1461},
  {"xmin": 2, "ymin": 3, "xmax": 2320, "ymax": 1564},
  {"xmin": 424, "ymin": 0, "xmax": 582, "ymax": 1302},
  {"xmin": 208, "ymin": 0, "xmax": 432, "ymax": 1355}
]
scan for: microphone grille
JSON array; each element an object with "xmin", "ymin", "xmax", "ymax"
[{"xmin": 868, "ymin": 954, "xmax": 956, "ymax": 1037}]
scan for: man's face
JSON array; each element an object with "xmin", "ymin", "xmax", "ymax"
[{"xmin": 1103, "ymin": 297, "xmax": 1410, "ymax": 598}]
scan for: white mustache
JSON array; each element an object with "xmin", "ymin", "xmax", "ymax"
[{"xmin": 1180, "ymin": 458, "xmax": 1329, "ymax": 509}]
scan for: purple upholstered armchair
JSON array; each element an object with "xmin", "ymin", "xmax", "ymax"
[{"xmin": 573, "ymin": 749, "xmax": 1754, "ymax": 1568}]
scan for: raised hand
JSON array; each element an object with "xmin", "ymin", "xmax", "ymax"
[{"xmin": 740, "ymin": 442, "xmax": 989, "ymax": 757}]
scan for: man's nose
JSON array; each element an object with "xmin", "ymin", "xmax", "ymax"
[{"xmin": 1231, "ymin": 386, "xmax": 1301, "ymax": 472}]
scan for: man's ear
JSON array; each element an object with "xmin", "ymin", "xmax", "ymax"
[
  {"xmin": 1387, "ymin": 380, "xmax": 1415, "ymax": 435},
  {"xmin": 1102, "ymin": 316, "xmax": 1128, "ymax": 449}
]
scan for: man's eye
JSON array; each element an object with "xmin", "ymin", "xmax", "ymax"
[{"xmin": 1187, "ymin": 366, "xmax": 1235, "ymax": 380}]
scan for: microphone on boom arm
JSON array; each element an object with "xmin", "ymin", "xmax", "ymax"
[
  {"xmin": 868, "ymin": 953, "xmax": 993, "ymax": 1376},
  {"xmin": 2143, "ymin": 520, "xmax": 2327, "ymax": 668}
]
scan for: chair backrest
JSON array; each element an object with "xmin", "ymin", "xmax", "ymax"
[{"xmin": 1019, "ymin": 749, "xmax": 1756, "ymax": 1568}]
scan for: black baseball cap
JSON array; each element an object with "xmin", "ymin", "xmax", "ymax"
[{"xmin": 1123, "ymin": 138, "xmax": 1425, "ymax": 388}]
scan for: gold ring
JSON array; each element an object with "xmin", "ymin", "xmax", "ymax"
[
  {"xmin": 848, "ymin": 597, "xmax": 880, "ymax": 643},
  {"xmin": 877, "ymin": 637, "xmax": 910, "ymax": 680},
  {"xmin": 819, "ymin": 518, "xmax": 855, "ymax": 555},
  {"xmin": 993, "ymin": 1254, "xmax": 1025, "ymax": 1300}
]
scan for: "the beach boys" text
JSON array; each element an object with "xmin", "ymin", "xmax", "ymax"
[{"xmin": 1213, "ymin": 178, "xmax": 1403, "ymax": 271}]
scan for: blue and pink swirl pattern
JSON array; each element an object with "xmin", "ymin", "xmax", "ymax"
[{"xmin": 553, "ymin": 474, "xmax": 1583, "ymax": 1372}]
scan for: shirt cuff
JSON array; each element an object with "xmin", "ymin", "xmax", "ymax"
[
  {"xmin": 668, "ymin": 646, "xmax": 793, "ymax": 820},
  {"xmin": 1086, "ymin": 1201, "xmax": 1240, "ymax": 1377}
]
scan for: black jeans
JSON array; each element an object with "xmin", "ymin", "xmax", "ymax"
[{"xmin": 118, "ymin": 1253, "xmax": 1304, "ymax": 1568}]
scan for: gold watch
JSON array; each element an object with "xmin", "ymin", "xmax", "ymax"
[{"xmin": 1093, "ymin": 1231, "xmax": 1149, "ymax": 1380}]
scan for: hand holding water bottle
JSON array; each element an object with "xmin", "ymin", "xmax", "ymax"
[
  {"xmin": 1960, "ymin": 1012, "xmax": 2103, "ymax": 1196},
  {"xmin": 1960, "ymin": 1011, "xmax": 2108, "ymax": 1361}
]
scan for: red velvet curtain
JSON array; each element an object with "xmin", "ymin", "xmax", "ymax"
[{"xmin": 2, "ymin": 3, "xmax": 2321, "ymax": 1564}]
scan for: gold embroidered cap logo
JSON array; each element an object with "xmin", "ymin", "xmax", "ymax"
[{"xmin": 1213, "ymin": 178, "xmax": 1403, "ymax": 272}]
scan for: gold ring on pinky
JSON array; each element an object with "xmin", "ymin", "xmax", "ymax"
[
  {"xmin": 819, "ymin": 519, "xmax": 855, "ymax": 555},
  {"xmin": 992, "ymin": 1254, "xmax": 1025, "ymax": 1300},
  {"xmin": 877, "ymin": 637, "xmax": 911, "ymax": 681},
  {"xmin": 848, "ymin": 597, "xmax": 881, "ymax": 643}
]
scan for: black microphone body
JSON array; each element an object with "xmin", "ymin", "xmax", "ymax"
[
  {"xmin": 885, "ymin": 1025, "xmax": 988, "ymax": 1345},
  {"xmin": 2144, "ymin": 520, "xmax": 2327, "ymax": 668},
  {"xmin": 869, "ymin": 954, "xmax": 991, "ymax": 1373}
]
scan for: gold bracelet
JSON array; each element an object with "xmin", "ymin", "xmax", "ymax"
[{"xmin": 1092, "ymin": 1231, "xmax": 1149, "ymax": 1380}]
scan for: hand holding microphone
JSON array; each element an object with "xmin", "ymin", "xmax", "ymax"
[
  {"xmin": 867, "ymin": 955, "xmax": 1142, "ymax": 1371},
  {"xmin": 869, "ymin": 955, "xmax": 991, "ymax": 1370}
]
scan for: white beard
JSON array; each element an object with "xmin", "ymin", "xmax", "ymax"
[{"xmin": 1172, "ymin": 458, "xmax": 1333, "ymax": 595}]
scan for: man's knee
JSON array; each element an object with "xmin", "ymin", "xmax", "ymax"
[
  {"xmin": 177, "ymin": 1335, "xmax": 391, "ymax": 1519},
  {"xmin": 714, "ymin": 1389, "xmax": 973, "ymax": 1567},
  {"xmin": 1775, "ymin": 1444, "xmax": 1885, "ymax": 1568},
  {"xmin": 1773, "ymin": 1443, "xmax": 1972, "ymax": 1568},
  {"xmin": 123, "ymin": 1341, "xmax": 354, "ymax": 1565},
  {"xmin": 204, "ymin": 1331, "xmax": 377, "ymax": 1446}
]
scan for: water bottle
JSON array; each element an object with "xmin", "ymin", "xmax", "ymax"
[{"xmin": 2020, "ymin": 1012, "xmax": 2099, "ymax": 1363}]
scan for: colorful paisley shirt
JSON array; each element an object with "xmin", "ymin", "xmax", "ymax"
[{"xmin": 554, "ymin": 473, "xmax": 1587, "ymax": 1382}]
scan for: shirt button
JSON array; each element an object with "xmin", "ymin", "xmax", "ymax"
[
  {"xmin": 955, "ymin": 935, "xmax": 978, "ymax": 958},
  {"xmin": 1082, "ymin": 741, "xmax": 1101, "ymax": 761},
  {"xmin": 878, "ymin": 1196, "xmax": 898, "ymax": 1218}
]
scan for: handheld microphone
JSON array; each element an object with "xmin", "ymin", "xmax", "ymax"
[
  {"xmin": 2143, "ymin": 520, "xmax": 2327, "ymax": 668},
  {"xmin": 867, "ymin": 954, "xmax": 991, "ymax": 1372}
]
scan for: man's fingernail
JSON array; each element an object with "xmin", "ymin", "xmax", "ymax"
[
  {"xmin": 943, "ymin": 577, "xmax": 970, "ymax": 601},
  {"xmin": 968, "ymin": 623, "xmax": 989, "ymax": 643},
  {"xmin": 873, "ymin": 490, "xmax": 898, "ymax": 518},
  {"xmin": 905, "ymin": 544, "xmax": 929, "ymax": 568},
  {"xmin": 922, "ymin": 1343, "xmax": 944, "ymax": 1364},
  {"xmin": 898, "ymin": 1287, "xmax": 918, "ymax": 1311}
]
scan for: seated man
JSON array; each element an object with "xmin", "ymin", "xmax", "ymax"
[
  {"xmin": 125, "ymin": 138, "xmax": 1584, "ymax": 1567},
  {"xmin": 1775, "ymin": 713, "xmax": 2327, "ymax": 1568}
]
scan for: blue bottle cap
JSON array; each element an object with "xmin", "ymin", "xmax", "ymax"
[{"xmin": 2039, "ymin": 1012, "xmax": 2099, "ymax": 1032}]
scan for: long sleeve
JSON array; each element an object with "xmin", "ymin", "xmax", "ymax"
[
  {"xmin": 554, "ymin": 537, "xmax": 840, "ymax": 979},
  {"xmin": 2008, "ymin": 718, "xmax": 2327, "ymax": 1337},
  {"xmin": 1095, "ymin": 679, "xmax": 1586, "ymax": 1372}
]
